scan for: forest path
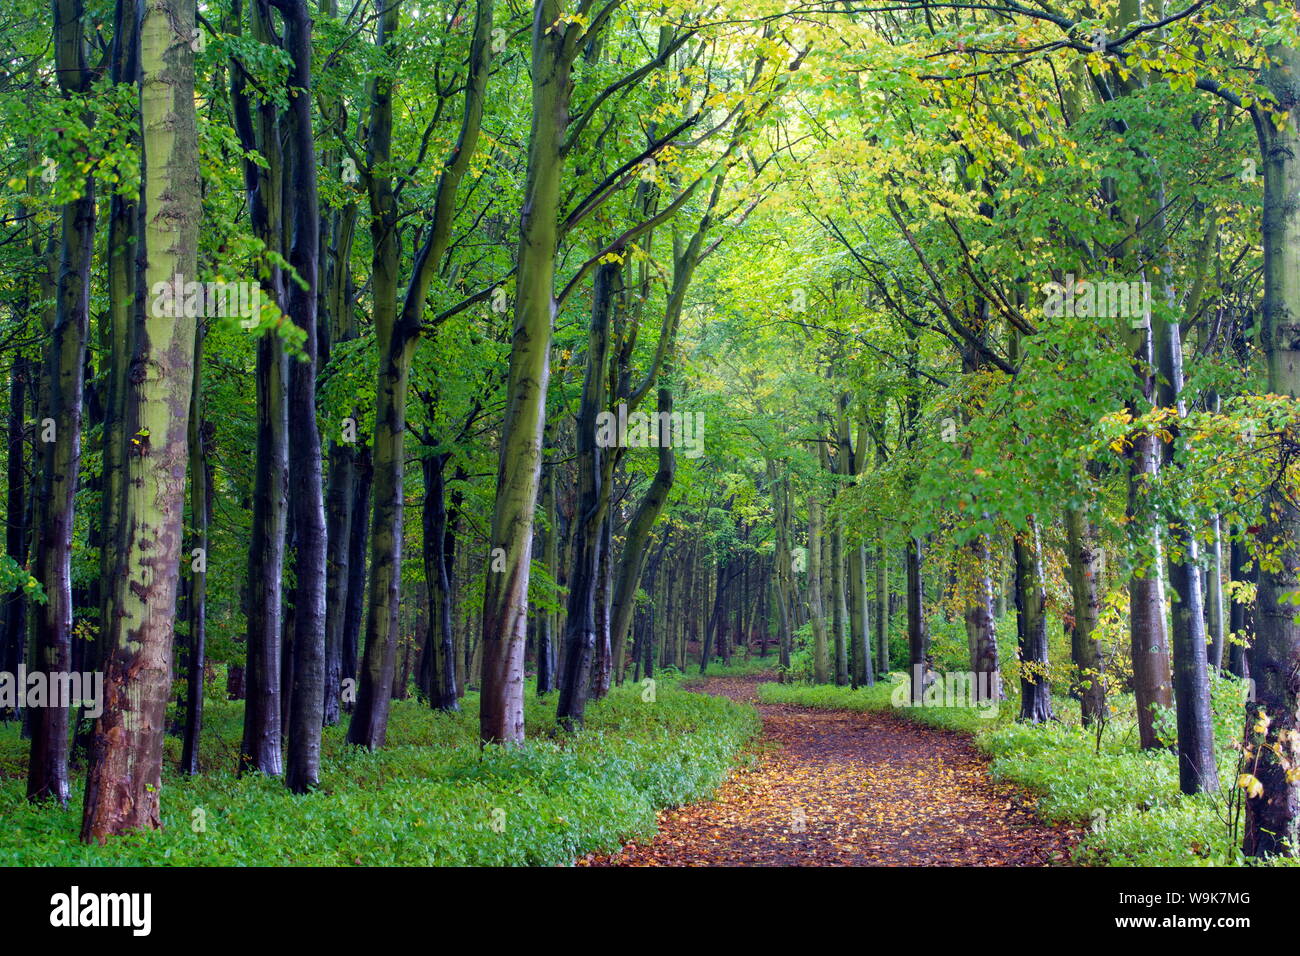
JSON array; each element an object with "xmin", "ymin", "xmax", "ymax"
[{"xmin": 587, "ymin": 674, "xmax": 1080, "ymax": 866}]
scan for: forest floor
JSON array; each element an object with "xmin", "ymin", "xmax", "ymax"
[{"xmin": 587, "ymin": 674, "xmax": 1081, "ymax": 866}]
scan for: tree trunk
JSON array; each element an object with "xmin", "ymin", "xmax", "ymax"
[
  {"xmin": 1153, "ymin": 268, "xmax": 1218, "ymax": 795},
  {"xmin": 96, "ymin": 0, "xmax": 139, "ymax": 695},
  {"xmin": 342, "ymin": 446, "xmax": 371, "ymax": 708},
  {"xmin": 281, "ymin": 0, "xmax": 328, "ymax": 795},
  {"xmin": 557, "ymin": 262, "xmax": 617, "ymax": 730},
  {"xmin": 769, "ymin": 462, "xmax": 793, "ymax": 678},
  {"xmin": 1228, "ymin": 535, "xmax": 1252, "ymax": 681},
  {"xmin": 0, "ymin": 358, "xmax": 30, "ymax": 721},
  {"xmin": 81, "ymin": 0, "xmax": 199, "ymax": 837},
  {"xmin": 664, "ymin": 544, "xmax": 686, "ymax": 669},
  {"xmin": 850, "ymin": 541, "xmax": 872, "ymax": 687},
  {"xmin": 1207, "ymin": 512, "xmax": 1225, "ymax": 672},
  {"xmin": 420, "ymin": 453, "xmax": 460, "ymax": 711},
  {"xmin": 831, "ymin": 515, "xmax": 849, "ymax": 685},
  {"xmin": 479, "ymin": 0, "xmax": 570, "ymax": 745},
  {"xmin": 700, "ymin": 557, "xmax": 729, "ymax": 674},
  {"xmin": 320, "ymin": 203, "xmax": 359, "ymax": 728},
  {"xmin": 315, "ymin": 0, "xmax": 358, "ymax": 724},
  {"xmin": 29, "ymin": 0, "xmax": 96, "ymax": 805},
  {"xmin": 179, "ymin": 322, "xmax": 210, "ymax": 775},
  {"xmin": 906, "ymin": 536, "xmax": 927, "ymax": 705},
  {"xmin": 536, "ymin": 441, "xmax": 559, "ymax": 694},
  {"xmin": 234, "ymin": 0, "xmax": 287, "ymax": 776},
  {"xmin": 1244, "ymin": 37, "xmax": 1300, "ymax": 855},
  {"xmin": 1128, "ymin": 432, "xmax": 1174, "ymax": 750},
  {"xmin": 345, "ymin": 0, "xmax": 403, "ymax": 750},
  {"xmin": 1013, "ymin": 521, "xmax": 1053, "ymax": 723},
  {"xmin": 808, "ymin": 494, "xmax": 829, "ymax": 683},
  {"xmin": 966, "ymin": 534, "xmax": 1000, "ymax": 703},
  {"xmin": 323, "ymin": 439, "xmax": 355, "ymax": 725},
  {"xmin": 875, "ymin": 542, "xmax": 889, "ymax": 675},
  {"xmin": 1065, "ymin": 507, "xmax": 1104, "ymax": 724},
  {"xmin": 590, "ymin": 514, "xmax": 613, "ymax": 698}
]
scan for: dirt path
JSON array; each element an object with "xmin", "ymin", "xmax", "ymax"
[{"xmin": 588, "ymin": 675, "xmax": 1081, "ymax": 867}]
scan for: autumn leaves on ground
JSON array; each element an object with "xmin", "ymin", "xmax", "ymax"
[{"xmin": 589, "ymin": 676, "xmax": 1078, "ymax": 867}]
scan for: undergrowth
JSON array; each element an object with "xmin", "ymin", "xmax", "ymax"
[{"xmin": 0, "ymin": 677, "xmax": 759, "ymax": 866}]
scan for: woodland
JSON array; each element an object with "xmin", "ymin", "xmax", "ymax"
[{"xmin": 0, "ymin": 0, "xmax": 1298, "ymax": 869}]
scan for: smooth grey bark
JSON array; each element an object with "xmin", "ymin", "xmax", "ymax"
[
  {"xmin": 1244, "ymin": 31, "xmax": 1300, "ymax": 855},
  {"xmin": 1065, "ymin": 507, "xmax": 1105, "ymax": 725},
  {"xmin": 1152, "ymin": 234, "xmax": 1218, "ymax": 795},
  {"xmin": 233, "ymin": 0, "xmax": 287, "ymax": 776},
  {"xmin": 557, "ymin": 262, "xmax": 618, "ymax": 730},
  {"xmin": 536, "ymin": 441, "xmax": 560, "ymax": 694},
  {"xmin": 906, "ymin": 536, "xmax": 928, "ymax": 706},
  {"xmin": 875, "ymin": 542, "xmax": 889, "ymax": 675},
  {"xmin": 1013, "ymin": 521, "xmax": 1053, "ymax": 723},
  {"xmin": 966, "ymin": 534, "xmax": 1000, "ymax": 703},
  {"xmin": 853, "ymin": 542, "xmax": 873, "ymax": 686},
  {"xmin": 831, "ymin": 512, "xmax": 849, "ymax": 685},
  {"xmin": 342, "ymin": 446, "xmax": 371, "ymax": 707},
  {"xmin": 81, "ymin": 0, "xmax": 200, "ymax": 838},
  {"xmin": 419, "ymin": 453, "xmax": 459, "ymax": 711},
  {"xmin": 0, "ymin": 357, "xmax": 29, "ymax": 720},
  {"xmin": 768, "ymin": 462, "xmax": 794, "ymax": 679},
  {"xmin": 179, "ymin": 322, "xmax": 210, "ymax": 775},
  {"xmin": 320, "ymin": 197, "xmax": 358, "ymax": 727},
  {"xmin": 479, "ymin": 0, "xmax": 572, "ymax": 744},
  {"xmin": 30, "ymin": 0, "xmax": 96, "ymax": 805},
  {"xmin": 96, "ymin": 0, "xmax": 139, "ymax": 693},
  {"xmin": 1126, "ymin": 355, "xmax": 1174, "ymax": 750},
  {"xmin": 1207, "ymin": 512, "xmax": 1226, "ymax": 672},
  {"xmin": 281, "ymin": 0, "xmax": 328, "ymax": 796},
  {"xmin": 591, "ymin": 514, "xmax": 613, "ymax": 697},
  {"xmin": 808, "ymin": 490, "xmax": 829, "ymax": 684}
]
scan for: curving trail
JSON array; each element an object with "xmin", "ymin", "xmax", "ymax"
[{"xmin": 587, "ymin": 674, "xmax": 1081, "ymax": 867}]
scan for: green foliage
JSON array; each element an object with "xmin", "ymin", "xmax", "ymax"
[
  {"xmin": 759, "ymin": 679, "xmax": 896, "ymax": 712},
  {"xmin": 0, "ymin": 555, "xmax": 41, "ymax": 603},
  {"xmin": 0, "ymin": 681, "xmax": 758, "ymax": 866},
  {"xmin": 785, "ymin": 621, "xmax": 815, "ymax": 682},
  {"xmin": 699, "ymin": 654, "xmax": 785, "ymax": 678}
]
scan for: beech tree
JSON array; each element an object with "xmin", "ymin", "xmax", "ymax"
[
  {"xmin": 27, "ymin": 0, "xmax": 96, "ymax": 807},
  {"xmin": 81, "ymin": 0, "xmax": 201, "ymax": 840}
]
